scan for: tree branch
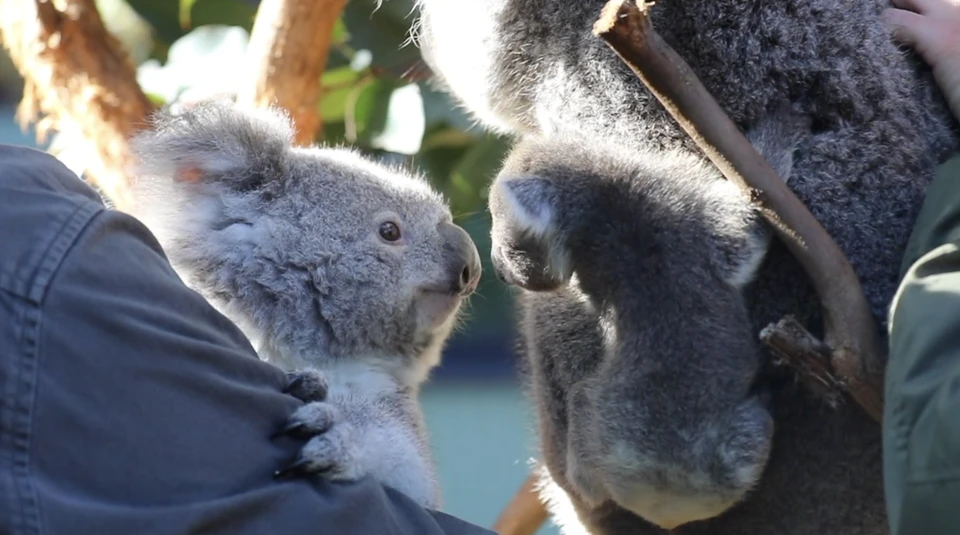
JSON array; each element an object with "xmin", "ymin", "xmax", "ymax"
[
  {"xmin": 238, "ymin": 0, "xmax": 348, "ymax": 145},
  {"xmin": 492, "ymin": 472, "xmax": 548, "ymax": 535},
  {"xmin": 760, "ymin": 316, "xmax": 846, "ymax": 409},
  {"xmin": 592, "ymin": 0, "xmax": 885, "ymax": 421},
  {"xmin": 0, "ymin": 0, "xmax": 157, "ymax": 209}
]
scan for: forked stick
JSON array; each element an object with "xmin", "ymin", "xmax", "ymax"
[
  {"xmin": 592, "ymin": 0, "xmax": 884, "ymax": 422},
  {"xmin": 493, "ymin": 1, "xmax": 888, "ymax": 533}
]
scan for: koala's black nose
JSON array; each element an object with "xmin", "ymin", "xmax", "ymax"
[
  {"xmin": 440, "ymin": 222, "xmax": 482, "ymax": 296},
  {"xmin": 459, "ymin": 264, "xmax": 473, "ymax": 291}
]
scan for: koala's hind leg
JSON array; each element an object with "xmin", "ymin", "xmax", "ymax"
[
  {"xmin": 564, "ymin": 379, "xmax": 613, "ymax": 509},
  {"xmin": 563, "ymin": 377, "xmax": 773, "ymax": 531}
]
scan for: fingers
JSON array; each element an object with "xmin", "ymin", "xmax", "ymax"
[
  {"xmin": 883, "ymin": 8, "xmax": 930, "ymax": 50},
  {"xmin": 883, "ymin": 8, "xmax": 957, "ymax": 66},
  {"xmin": 890, "ymin": 0, "xmax": 960, "ymax": 16}
]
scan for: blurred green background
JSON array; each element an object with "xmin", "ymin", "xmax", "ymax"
[{"xmin": 0, "ymin": 0, "xmax": 559, "ymax": 532}]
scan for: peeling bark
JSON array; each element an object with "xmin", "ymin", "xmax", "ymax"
[
  {"xmin": 0, "ymin": 0, "xmax": 156, "ymax": 209},
  {"xmin": 238, "ymin": 0, "xmax": 349, "ymax": 145}
]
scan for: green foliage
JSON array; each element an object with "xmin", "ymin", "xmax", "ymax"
[{"xmin": 122, "ymin": 0, "xmax": 516, "ymax": 336}]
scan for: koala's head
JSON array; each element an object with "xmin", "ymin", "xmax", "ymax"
[
  {"xmin": 489, "ymin": 134, "xmax": 770, "ymax": 301},
  {"xmin": 127, "ymin": 100, "xmax": 481, "ymax": 384},
  {"xmin": 489, "ymin": 106, "xmax": 812, "ymax": 300}
]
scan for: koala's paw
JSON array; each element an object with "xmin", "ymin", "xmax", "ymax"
[
  {"xmin": 282, "ymin": 368, "xmax": 329, "ymax": 403},
  {"xmin": 273, "ymin": 401, "xmax": 366, "ymax": 482}
]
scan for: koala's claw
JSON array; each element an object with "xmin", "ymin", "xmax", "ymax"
[
  {"xmin": 274, "ymin": 456, "xmax": 325, "ymax": 480},
  {"xmin": 273, "ymin": 400, "xmax": 339, "ymax": 440},
  {"xmin": 282, "ymin": 368, "xmax": 329, "ymax": 403},
  {"xmin": 273, "ymin": 401, "xmax": 364, "ymax": 482},
  {"xmin": 270, "ymin": 421, "xmax": 312, "ymax": 440},
  {"xmin": 274, "ymin": 428, "xmax": 363, "ymax": 481}
]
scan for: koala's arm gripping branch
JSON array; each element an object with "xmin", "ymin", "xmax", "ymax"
[
  {"xmin": 0, "ymin": 0, "xmax": 157, "ymax": 210},
  {"xmin": 238, "ymin": 0, "xmax": 348, "ymax": 145},
  {"xmin": 591, "ymin": 0, "xmax": 885, "ymax": 422}
]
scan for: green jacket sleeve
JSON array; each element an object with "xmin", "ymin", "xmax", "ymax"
[{"xmin": 885, "ymin": 154, "xmax": 960, "ymax": 535}]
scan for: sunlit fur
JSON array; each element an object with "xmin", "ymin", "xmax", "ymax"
[
  {"xmin": 416, "ymin": 0, "xmax": 960, "ymax": 533},
  {"xmin": 127, "ymin": 100, "xmax": 481, "ymax": 509}
]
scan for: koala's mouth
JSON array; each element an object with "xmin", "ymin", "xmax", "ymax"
[
  {"xmin": 420, "ymin": 280, "xmax": 478, "ymax": 298},
  {"xmin": 415, "ymin": 286, "xmax": 470, "ymax": 331}
]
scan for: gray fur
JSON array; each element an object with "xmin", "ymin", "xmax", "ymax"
[
  {"xmin": 415, "ymin": 0, "xmax": 958, "ymax": 325},
  {"xmin": 125, "ymin": 100, "xmax": 481, "ymax": 510},
  {"xmin": 489, "ymin": 116, "xmax": 801, "ymax": 530},
  {"xmin": 414, "ymin": 0, "xmax": 960, "ymax": 533}
]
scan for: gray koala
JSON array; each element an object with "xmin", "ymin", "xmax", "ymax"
[
  {"xmin": 413, "ymin": 0, "xmax": 960, "ymax": 534},
  {"xmin": 488, "ymin": 113, "xmax": 810, "ymax": 533},
  {"xmin": 414, "ymin": 0, "xmax": 958, "ymax": 324},
  {"xmin": 125, "ymin": 100, "xmax": 481, "ymax": 510}
]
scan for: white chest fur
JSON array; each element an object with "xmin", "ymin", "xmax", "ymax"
[{"xmin": 323, "ymin": 359, "xmax": 442, "ymax": 509}]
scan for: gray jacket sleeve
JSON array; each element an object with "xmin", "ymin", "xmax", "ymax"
[{"xmin": 0, "ymin": 143, "xmax": 493, "ymax": 535}]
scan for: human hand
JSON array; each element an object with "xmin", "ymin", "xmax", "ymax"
[{"xmin": 884, "ymin": 0, "xmax": 960, "ymax": 120}]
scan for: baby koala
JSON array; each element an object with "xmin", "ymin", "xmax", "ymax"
[
  {"xmin": 489, "ymin": 114, "xmax": 807, "ymax": 530},
  {"xmin": 125, "ymin": 100, "xmax": 481, "ymax": 509}
]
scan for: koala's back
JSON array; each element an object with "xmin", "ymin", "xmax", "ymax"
[
  {"xmin": 520, "ymin": 287, "xmax": 886, "ymax": 535},
  {"xmin": 421, "ymin": 0, "xmax": 960, "ymax": 323},
  {"xmin": 431, "ymin": 3, "xmax": 960, "ymax": 535},
  {"xmin": 419, "ymin": 0, "xmax": 959, "ymax": 533},
  {"xmin": 422, "ymin": 0, "xmax": 954, "ymax": 153}
]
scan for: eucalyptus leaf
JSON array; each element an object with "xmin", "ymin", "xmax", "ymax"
[
  {"xmin": 136, "ymin": 25, "xmax": 250, "ymax": 103},
  {"xmin": 179, "ymin": 0, "xmax": 198, "ymax": 28},
  {"xmin": 126, "ymin": 0, "xmax": 258, "ymax": 50},
  {"xmin": 341, "ymin": 0, "xmax": 422, "ymax": 69},
  {"xmin": 420, "ymin": 83, "xmax": 483, "ymax": 133},
  {"xmin": 370, "ymin": 83, "xmax": 425, "ymax": 155}
]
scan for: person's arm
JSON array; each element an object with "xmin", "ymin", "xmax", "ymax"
[
  {"xmin": 885, "ymin": 153, "xmax": 960, "ymax": 535},
  {"xmin": 0, "ymin": 143, "xmax": 493, "ymax": 535},
  {"xmin": 882, "ymin": 3, "xmax": 960, "ymax": 533}
]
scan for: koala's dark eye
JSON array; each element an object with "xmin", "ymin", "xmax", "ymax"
[{"xmin": 379, "ymin": 221, "xmax": 402, "ymax": 242}]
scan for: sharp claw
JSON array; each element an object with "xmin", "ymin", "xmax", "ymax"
[
  {"xmin": 271, "ymin": 420, "xmax": 324, "ymax": 440},
  {"xmin": 283, "ymin": 375, "xmax": 305, "ymax": 395},
  {"xmin": 274, "ymin": 457, "xmax": 312, "ymax": 480}
]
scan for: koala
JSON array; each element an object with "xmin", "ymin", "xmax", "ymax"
[
  {"xmin": 489, "ymin": 113, "xmax": 809, "ymax": 532},
  {"xmin": 414, "ymin": 0, "xmax": 959, "ymax": 325},
  {"xmin": 124, "ymin": 100, "xmax": 482, "ymax": 510},
  {"xmin": 413, "ymin": 0, "xmax": 960, "ymax": 533}
]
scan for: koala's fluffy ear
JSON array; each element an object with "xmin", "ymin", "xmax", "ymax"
[
  {"xmin": 495, "ymin": 176, "xmax": 559, "ymax": 239},
  {"xmin": 129, "ymin": 100, "xmax": 292, "ymax": 191},
  {"xmin": 126, "ymin": 101, "xmax": 294, "ymax": 276},
  {"xmin": 744, "ymin": 106, "xmax": 812, "ymax": 184},
  {"xmin": 489, "ymin": 176, "xmax": 572, "ymax": 291}
]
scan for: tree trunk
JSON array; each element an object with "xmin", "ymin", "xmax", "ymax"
[
  {"xmin": 0, "ymin": 0, "xmax": 156, "ymax": 209},
  {"xmin": 238, "ymin": 0, "xmax": 349, "ymax": 145}
]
